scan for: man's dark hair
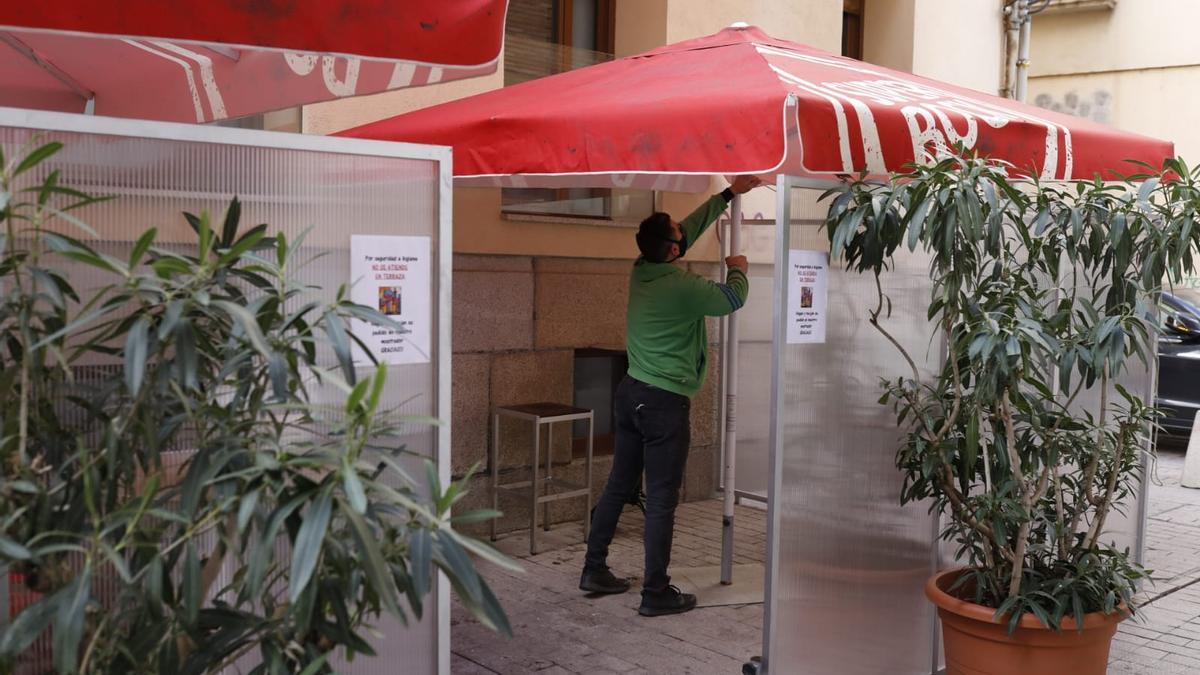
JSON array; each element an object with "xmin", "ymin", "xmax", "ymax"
[{"xmin": 636, "ymin": 211, "xmax": 674, "ymax": 262}]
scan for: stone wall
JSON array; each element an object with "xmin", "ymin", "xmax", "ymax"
[{"xmin": 451, "ymin": 253, "xmax": 724, "ymax": 536}]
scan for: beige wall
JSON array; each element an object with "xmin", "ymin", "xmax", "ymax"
[
  {"xmin": 615, "ymin": 0, "xmax": 669, "ymax": 57},
  {"xmin": 865, "ymin": 0, "xmax": 1003, "ymax": 94},
  {"xmin": 664, "ymin": 0, "xmax": 842, "ymax": 51},
  {"xmin": 863, "ymin": 0, "xmax": 917, "ymax": 72},
  {"xmin": 1031, "ymin": 0, "xmax": 1200, "ymax": 77},
  {"xmin": 1030, "ymin": 0, "xmax": 1200, "ymax": 162},
  {"xmin": 912, "ymin": 0, "xmax": 1004, "ymax": 94}
]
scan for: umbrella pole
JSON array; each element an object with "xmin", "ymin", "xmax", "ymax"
[{"xmin": 720, "ymin": 194, "xmax": 742, "ymax": 585}]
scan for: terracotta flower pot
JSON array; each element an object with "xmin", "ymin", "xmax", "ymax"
[{"xmin": 926, "ymin": 568, "xmax": 1126, "ymax": 675}]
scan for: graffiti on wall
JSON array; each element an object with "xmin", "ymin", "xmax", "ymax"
[{"xmin": 1034, "ymin": 90, "xmax": 1113, "ymax": 125}]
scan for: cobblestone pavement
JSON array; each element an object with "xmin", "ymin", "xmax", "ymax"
[
  {"xmin": 1109, "ymin": 442, "xmax": 1200, "ymax": 674},
  {"xmin": 452, "ymin": 443, "xmax": 1200, "ymax": 674},
  {"xmin": 451, "ymin": 499, "xmax": 767, "ymax": 675}
]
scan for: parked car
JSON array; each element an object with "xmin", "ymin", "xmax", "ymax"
[{"xmin": 1156, "ymin": 291, "xmax": 1200, "ymax": 438}]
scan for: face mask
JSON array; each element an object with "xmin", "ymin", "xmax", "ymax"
[{"xmin": 659, "ymin": 233, "xmax": 687, "ymax": 262}]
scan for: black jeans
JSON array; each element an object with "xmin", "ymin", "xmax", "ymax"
[{"xmin": 584, "ymin": 375, "xmax": 690, "ymax": 593}]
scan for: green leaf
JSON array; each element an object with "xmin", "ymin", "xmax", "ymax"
[
  {"xmin": 907, "ymin": 199, "xmax": 932, "ymax": 251},
  {"xmin": 435, "ymin": 531, "xmax": 482, "ymax": 600},
  {"xmin": 346, "ymin": 377, "xmax": 371, "ymax": 414},
  {"xmin": 129, "ymin": 227, "xmax": 157, "ymax": 268},
  {"xmin": 182, "ymin": 542, "xmax": 201, "ymax": 625},
  {"xmin": 0, "ymin": 590, "xmax": 60, "ymax": 657},
  {"xmin": 297, "ymin": 654, "xmax": 331, "ymax": 675},
  {"xmin": 344, "ymin": 502, "xmax": 401, "ymax": 616},
  {"xmin": 29, "ymin": 267, "xmax": 65, "ymax": 309},
  {"xmin": 289, "ymin": 488, "xmax": 334, "ymax": 604},
  {"xmin": 221, "ymin": 197, "xmax": 242, "ymax": 247},
  {"xmin": 367, "ymin": 362, "xmax": 388, "ymax": 414},
  {"xmin": 322, "ymin": 310, "xmax": 356, "ymax": 384},
  {"xmin": 237, "ymin": 489, "xmax": 260, "ymax": 534},
  {"xmin": 124, "ymin": 315, "xmax": 152, "ymax": 394},
  {"xmin": 343, "ymin": 464, "xmax": 367, "ymax": 514},
  {"xmin": 410, "ymin": 528, "xmax": 432, "ymax": 599},
  {"xmin": 1137, "ymin": 177, "xmax": 1160, "ymax": 204},
  {"xmin": 0, "ymin": 536, "xmax": 32, "ymax": 561},
  {"xmin": 14, "ymin": 142, "xmax": 63, "ymax": 176},
  {"xmin": 52, "ymin": 565, "xmax": 91, "ymax": 674},
  {"xmin": 214, "ymin": 300, "xmax": 272, "ymax": 358}
]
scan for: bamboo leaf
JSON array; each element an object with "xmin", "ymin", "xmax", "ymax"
[
  {"xmin": 289, "ymin": 488, "xmax": 334, "ymax": 604},
  {"xmin": 343, "ymin": 464, "xmax": 368, "ymax": 514},
  {"xmin": 410, "ymin": 528, "xmax": 432, "ymax": 599},
  {"xmin": 0, "ymin": 536, "xmax": 32, "ymax": 561},
  {"xmin": 52, "ymin": 564, "xmax": 91, "ymax": 674},
  {"xmin": 14, "ymin": 142, "xmax": 63, "ymax": 176},
  {"xmin": 343, "ymin": 502, "xmax": 401, "ymax": 616},
  {"xmin": 129, "ymin": 227, "xmax": 157, "ymax": 268},
  {"xmin": 322, "ymin": 310, "xmax": 356, "ymax": 384},
  {"xmin": 124, "ymin": 315, "xmax": 152, "ymax": 394},
  {"xmin": 213, "ymin": 300, "xmax": 272, "ymax": 358},
  {"xmin": 182, "ymin": 542, "xmax": 201, "ymax": 625},
  {"xmin": 220, "ymin": 197, "xmax": 242, "ymax": 247}
]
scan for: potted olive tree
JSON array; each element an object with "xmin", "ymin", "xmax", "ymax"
[
  {"xmin": 823, "ymin": 154, "xmax": 1200, "ymax": 674},
  {"xmin": 0, "ymin": 141, "xmax": 513, "ymax": 673}
]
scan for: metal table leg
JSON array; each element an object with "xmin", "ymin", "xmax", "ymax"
[
  {"xmin": 531, "ymin": 416, "xmax": 541, "ymax": 555},
  {"xmin": 490, "ymin": 412, "xmax": 500, "ymax": 543},
  {"xmin": 584, "ymin": 414, "xmax": 593, "ymax": 542},
  {"xmin": 544, "ymin": 422, "xmax": 553, "ymax": 532}
]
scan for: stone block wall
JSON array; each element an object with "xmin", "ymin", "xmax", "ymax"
[{"xmin": 451, "ymin": 253, "xmax": 726, "ymax": 536}]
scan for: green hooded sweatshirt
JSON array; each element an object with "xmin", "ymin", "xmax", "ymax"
[{"xmin": 626, "ymin": 193, "xmax": 749, "ymax": 398}]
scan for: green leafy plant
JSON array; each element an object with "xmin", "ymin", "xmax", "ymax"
[
  {"xmin": 0, "ymin": 140, "xmax": 514, "ymax": 673},
  {"xmin": 823, "ymin": 154, "xmax": 1200, "ymax": 632}
]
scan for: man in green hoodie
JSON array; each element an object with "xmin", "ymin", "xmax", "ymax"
[{"xmin": 580, "ymin": 175, "xmax": 762, "ymax": 616}]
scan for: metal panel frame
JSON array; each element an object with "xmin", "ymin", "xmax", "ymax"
[
  {"xmin": 761, "ymin": 173, "xmax": 793, "ymax": 672},
  {"xmin": 0, "ymin": 106, "xmax": 455, "ymax": 675}
]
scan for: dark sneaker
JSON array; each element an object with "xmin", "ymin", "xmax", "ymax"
[
  {"xmin": 579, "ymin": 568, "xmax": 631, "ymax": 595},
  {"xmin": 638, "ymin": 584, "xmax": 697, "ymax": 617}
]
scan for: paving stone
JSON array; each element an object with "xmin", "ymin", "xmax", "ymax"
[{"xmin": 449, "ymin": 446, "xmax": 1200, "ymax": 675}]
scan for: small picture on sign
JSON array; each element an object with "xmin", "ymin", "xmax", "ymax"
[
  {"xmin": 378, "ymin": 287, "xmax": 402, "ymax": 315},
  {"xmin": 800, "ymin": 286, "xmax": 814, "ymax": 308}
]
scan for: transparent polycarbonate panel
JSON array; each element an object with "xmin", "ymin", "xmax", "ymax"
[
  {"xmin": 766, "ymin": 184, "xmax": 939, "ymax": 675},
  {"xmin": 0, "ymin": 118, "xmax": 443, "ymax": 675},
  {"xmin": 734, "ymin": 262, "xmax": 778, "ymax": 497},
  {"xmin": 1065, "ymin": 352, "xmax": 1154, "ymax": 560},
  {"xmin": 731, "ymin": 193, "xmax": 828, "ymax": 500}
]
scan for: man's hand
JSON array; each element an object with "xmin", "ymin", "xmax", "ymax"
[
  {"xmin": 729, "ymin": 175, "xmax": 764, "ymax": 195},
  {"xmin": 725, "ymin": 255, "xmax": 748, "ymax": 273}
]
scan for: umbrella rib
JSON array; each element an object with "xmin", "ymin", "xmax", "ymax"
[{"xmin": 0, "ymin": 31, "xmax": 94, "ymax": 103}]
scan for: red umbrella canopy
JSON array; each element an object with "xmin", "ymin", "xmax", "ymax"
[
  {"xmin": 339, "ymin": 24, "xmax": 1172, "ymax": 191},
  {"xmin": 0, "ymin": 1, "xmax": 507, "ymax": 123}
]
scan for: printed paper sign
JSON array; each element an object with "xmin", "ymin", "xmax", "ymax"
[
  {"xmin": 786, "ymin": 250, "xmax": 829, "ymax": 344},
  {"xmin": 350, "ymin": 235, "xmax": 432, "ymax": 365}
]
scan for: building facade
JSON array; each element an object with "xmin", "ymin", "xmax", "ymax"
[{"xmin": 290, "ymin": 0, "xmax": 1173, "ymax": 533}]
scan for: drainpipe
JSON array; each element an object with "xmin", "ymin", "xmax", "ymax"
[
  {"xmin": 1002, "ymin": 1, "xmax": 1021, "ymax": 98},
  {"xmin": 1015, "ymin": 1, "xmax": 1033, "ymax": 102},
  {"xmin": 1004, "ymin": 0, "xmax": 1050, "ymax": 102}
]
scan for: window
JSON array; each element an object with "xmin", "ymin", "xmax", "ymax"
[
  {"xmin": 842, "ymin": 0, "xmax": 864, "ymax": 60},
  {"xmin": 502, "ymin": 0, "xmax": 653, "ymax": 222}
]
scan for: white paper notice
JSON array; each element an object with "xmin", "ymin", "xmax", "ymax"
[
  {"xmin": 349, "ymin": 235, "xmax": 432, "ymax": 365},
  {"xmin": 786, "ymin": 250, "xmax": 829, "ymax": 344}
]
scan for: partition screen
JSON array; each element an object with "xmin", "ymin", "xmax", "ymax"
[
  {"xmin": 762, "ymin": 177, "xmax": 942, "ymax": 675},
  {"xmin": 0, "ymin": 108, "xmax": 452, "ymax": 675},
  {"xmin": 760, "ymin": 175, "xmax": 1155, "ymax": 675}
]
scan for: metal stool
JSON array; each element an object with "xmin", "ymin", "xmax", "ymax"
[{"xmin": 490, "ymin": 403, "xmax": 594, "ymax": 554}]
